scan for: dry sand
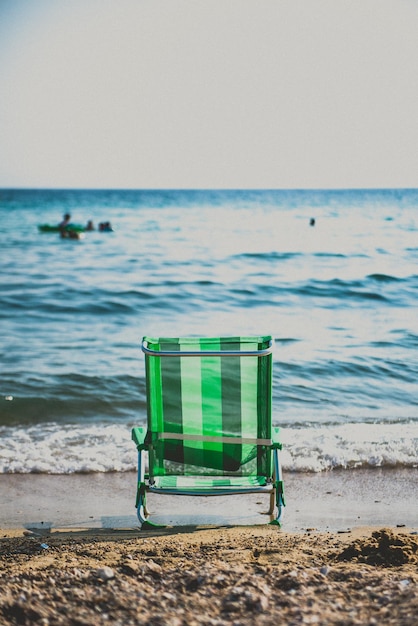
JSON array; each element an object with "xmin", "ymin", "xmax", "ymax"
[{"xmin": 0, "ymin": 525, "xmax": 417, "ymax": 625}]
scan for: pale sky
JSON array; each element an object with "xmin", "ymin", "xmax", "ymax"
[{"xmin": 1, "ymin": 0, "xmax": 418, "ymax": 189}]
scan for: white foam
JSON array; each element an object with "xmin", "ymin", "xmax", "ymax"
[
  {"xmin": 280, "ymin": 422, "xmax": 418, "ymax": 472},
  {"xmin": 0, "ymin": 423, "xmax": 137, "ymax": 474},
  {"xmin": 0, "ymin": 421, "xmax": 417, "ymax": 474}
]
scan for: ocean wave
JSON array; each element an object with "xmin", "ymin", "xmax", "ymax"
[
  {"xmin": 0, "ymin": 374, "xmax": 146, "ymax": 426},
  {"xmin": 293, "ymin": 280, "xmax": 389, "ymax": 302},
  {"xmin": 0, "ymin": 288, "xmax": 154, "ymax": 316},
  {"xmin": 0, "ymin": 421, "xmax": 416, "ymax": 475},
  {"xmin": 0, "ymin": 423, "xmax": 136, "ymax": 474},
  {"xmin": 367, "ymin": 273, "xmax": 402, "ymax": 282},
  {"xmin": 1, "ymin": 272, "xmax": 415, "ymax": 321},
  {"xmin": 235, "ymin": 251, "xmax": 303, "ymax": 261},
  {"xmin": 280, "ymin": 422, "xmax": 418, "ymax": 472},
  {"xmin": 2, "ymin": 350, "xmax": 416, "ymax": 428}
]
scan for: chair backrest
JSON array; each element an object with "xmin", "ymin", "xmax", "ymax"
[{"xmin": 142, "ymin": 336, "xmax": 273, "ymax": 478}]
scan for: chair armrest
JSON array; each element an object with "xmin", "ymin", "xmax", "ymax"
[
  {"xmin": 132, "ymin": 427, "xmax": 147, "ymax": 450},
  {"xmin": 272, "ymin": 427, "xmax": 282, "ymax": 450}
]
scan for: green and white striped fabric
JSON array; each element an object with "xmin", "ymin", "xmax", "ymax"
[
  {"xmin": 150, "ymin": 475, "xmax": 271, "ymax": 493},
  {"xmin": 143, "ymin": 336, "xmax": 273, "ymax": 483}
]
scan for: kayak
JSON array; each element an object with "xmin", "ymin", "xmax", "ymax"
[{"xmin": 38, "ymin": 224, "xmax": 85, "ymax": 233}]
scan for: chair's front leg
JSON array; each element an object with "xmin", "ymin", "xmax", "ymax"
[
  {"xmin": 136, "ymin": 449, "xmax": 149, "ymax": 525},
  {"xmin": 137, "ymin": 486, "xmax": 149, "ymax": 525},
  {"xmin": 270, "ymin": 448, "xmax": 285, "ymax": 525},
  {"xmin": 268, "ymin": 489, "xmax": 275, "ymax": 515}
]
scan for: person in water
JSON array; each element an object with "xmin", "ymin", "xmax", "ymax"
[
  {"xmin": 86, "ymin": 220, "xmax": 95, "ymax": 231},
  {"xmin": 59, "ymin": 213, "xmax": 83, "ymax": 238},
  {"xmin": 59, "ymin": 213, "xmax": 71, "ymax": 229},
  {"xmin": 59, "ymin": 213, "xmax": 72, "ymax": 238},
  {"xmin": 98, "ymin": 221, "xmax": 113, "ymax": 232}
]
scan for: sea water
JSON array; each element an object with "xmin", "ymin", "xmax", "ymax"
[{"xmin": 0, "ymin": 188, "xmax": 417, "ymax": 473}]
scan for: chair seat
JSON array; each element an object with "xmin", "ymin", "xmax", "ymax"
[{"xmin": 149, "ymin": 475, "xmax": 273, "ymax": 494}]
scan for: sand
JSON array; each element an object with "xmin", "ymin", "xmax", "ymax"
[
  {"xmin": 1, "ymin": 468, "xmax": 417, "ymax": 532},
  {"xmin": 0, "ymin": 525, "xmax": 417, "ymax": 625},
  {"xmin": 0, "ymin": 469, "xmax": 417, "ymax": 624}
]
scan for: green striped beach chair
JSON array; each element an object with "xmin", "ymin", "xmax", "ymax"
[{"xmin": 132, "ymin": 336, "xmax": 285, "ymax": 527}]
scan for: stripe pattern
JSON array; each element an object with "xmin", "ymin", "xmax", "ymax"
[
  {"xmin": 150, "ymin": 475, "xmax": 273, "ymax": 493},
  {"xmin": 144, "ymin": 336, "xmax": 273, "ymax": 480}
]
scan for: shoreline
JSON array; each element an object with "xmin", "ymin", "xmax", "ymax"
[{"xmin": 0, "ymin": 467, "xmax": 417, "ymax": 533}]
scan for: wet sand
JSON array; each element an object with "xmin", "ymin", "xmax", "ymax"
[{"xmin": 0, "ymin": 468, "xmax": 417, "ymax": 532}]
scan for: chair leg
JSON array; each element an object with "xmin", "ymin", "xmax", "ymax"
[
  {"xmin": 136, "ymin": 487, "xmax": 148, "ymax": 526},
  {"xmin": 269, "ymin": 448, "xmax": 285, "ymax": 525},
  {"xmin": 268, "ymin": 490, "xmax": 275, "ymax": 515},
  {"xmin": 271, "ymin": 487, "xmax": 284, "ymax": 526},
  {"xmin": 136, "ymin": 487, "xmax": 168, "ymax": 529}
]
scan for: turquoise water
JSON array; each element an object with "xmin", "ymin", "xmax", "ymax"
[{"xmin": 0, "ymin": 188, "xmax": 417, "ymax": 472}]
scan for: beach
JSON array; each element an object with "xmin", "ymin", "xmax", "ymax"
[
  {"xmin": 1, "ymin": 524, "xmax": 417, "ymax": 625},
  {"xmin": 1, "ymin": 469, "xmax": 417, "ymax": 625},
  {"xmin": 1, "ymin": 189, "xmax": 417, "ymax": 624},
  {"xmin": 1, "ymin": 468, "xmax": 417, "ymax": 532}
]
